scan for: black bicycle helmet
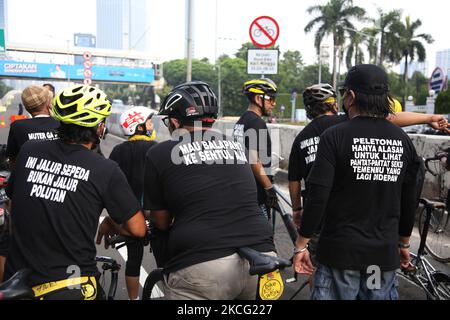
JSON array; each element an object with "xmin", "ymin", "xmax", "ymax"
[
  {"xmin": 159, "ymin": 81, "xmax": 218, "ymax": 120},
  {"xmin": 243, "ymin": 78, "xmax": 278, "ymax": 97}
]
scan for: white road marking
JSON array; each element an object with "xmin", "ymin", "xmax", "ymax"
[{"xmin": 98, "ymin": 217, "xmax": 164, "ymax": 298}]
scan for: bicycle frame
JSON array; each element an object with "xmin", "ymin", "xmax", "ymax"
[
  {"xmin": 271, "ymin": 185, "xmax": 311, "ymax": 299},
  {"xmin": 399, "ymin": 199, "xmax": 450, "ymax": 300}
]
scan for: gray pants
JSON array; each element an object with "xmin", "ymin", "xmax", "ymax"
[{"xmin": 163, "ymin": 252, "xmax": 275, "ymax": 300}]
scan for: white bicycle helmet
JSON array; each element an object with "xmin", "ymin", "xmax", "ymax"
[
  {"xmin": 120, "ymin": 106, "xmax": 155, "ymax": 136},
  {"xmin": 303, "ymin": 84, "xmax": 336, "ymax": 107}
]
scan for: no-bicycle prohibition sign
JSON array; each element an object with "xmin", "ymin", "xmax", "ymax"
[{"xmin": 249, "ymin": 16, "xmax": 280, "ymax": 48}]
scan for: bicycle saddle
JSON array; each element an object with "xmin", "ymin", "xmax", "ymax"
[
  {"xmin": 238, "ymin": 247, "xmax": 292, "ymax": 276},
  {"xmin": 0, "ymin": 269, "xmax": 34, "ymax": 300}
]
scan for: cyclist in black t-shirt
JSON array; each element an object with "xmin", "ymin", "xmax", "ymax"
[
  {"xmin": 109, "ymin": 106, "xmax": 157, "ymax": 300},
  {"xmin": 289, "ymin": 84, "xmax": 449, "ymax": 230},
  {"xmin": 144, "ymin": 81, "xmax": 275, "ymax": 300},
  {"xmin": 293, "ymin": 64, "xmax": 422, "ymax": 300},
  {"xmin": 6, "ymin": 85, "xmax": 59, "ymax": 169},
  {"xmin": 3, "ymin": 85, "xmax": 147, "ymax": 300},
  {"xmin": 2, "ymin": 86, "xmax": 59, "ymax": 281},
  {"xmin": 233, "ymin": 78, "xmax": 279, "ymax": 219},
  {"xmin": 288, "ymin": 84, "xmax": 343, "ymax": 228}
]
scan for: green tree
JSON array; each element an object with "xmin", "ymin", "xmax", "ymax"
[
  {"xmin": 435, "ymin": 90, "xmax": 450, "ymax": 114},
  {"xmin": 277, "ymin": 50, "xmax": 304, "ymax": 94},
  {"xmin": 369, "ymin": 9, "xmax": 402, "ymax": 66},
  {"xmin": 163, "ymin": 59, "xmax": 216, "ymax": 88},
  {"xmin": 219, "ymin": 57, "xmax": 248, "ymax": 116},
  {"xmin": 345, "ymin": 32, "xmax": 365, "ymax": 69},
  {"xmin": 389, "ymin": 16, "xmax": 434, "ymax": 105},
  {"xmin": 409, "ymin": 71, "xmax": 429, "ymax": 105},
  {"xmin": 304, "ymin": 0, "xmax": 365, "ymax": 88},
  {"xmin": 303, "ymin": 64, "xmax": 332, "ymax": 87},
  {"xmin": 235, "ymin": 42, "xmax": 260, "ymax": 61}
]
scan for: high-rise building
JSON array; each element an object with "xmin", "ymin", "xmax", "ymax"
[
  {"xmin": 0, "ymin": 0, "xmax": 5, "ymax": 29},
  {"xmin": 400, "ymin": 61, "xmax": 428, "ymax": 79},
  {"xmin": 436, "ymin": 49, "xmax": 450, "ymax": 77},
  {"xmin": 96, "ymin": 0, "xmax": 148, "ymax": 52}
]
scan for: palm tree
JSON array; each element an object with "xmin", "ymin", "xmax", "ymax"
[
  {"xmin": 370, "ymin": 8, "xmax": 402, "ymax": 66},
  {"xmin": 304, "ymin": 0, "xmax": 365, "ymax": 88},
  {"xmin": 345, "ymin": 31, "xmax": 365, "ymax": 69},
  {"xmin": 390, "ymin": 16, "xmax": 434, "ymax": 106}
]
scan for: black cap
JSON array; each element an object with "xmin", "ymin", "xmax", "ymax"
[{"xmin": 342, "ymin": 64, "xmax": 389, "ymax": 95}]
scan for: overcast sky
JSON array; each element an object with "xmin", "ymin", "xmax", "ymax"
[{"xmin": 6, "ymin": 0, "xmax": 449, "ymax": 75}]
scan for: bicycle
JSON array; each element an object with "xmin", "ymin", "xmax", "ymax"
[
  {"xmin": 0, "ymin": 256, "xmax": 121, "ymax": 300},
  {"xmin": 107, "ymin": 235, "xmax": 292, "ymax": 300},
  {"xmin": 253, "ymin": 26, "xmax": 275, "ymax": 38},
  {"xmin": 399, "ymin": 198, "xmax": 450, "ymax": 300},
  {"xmin": 271, "ymin": 185, "xmax": 312, "ymax": 300},
  {"xmin": 418, "ymin": 152, "xmax": 450, "ymax": 263}
]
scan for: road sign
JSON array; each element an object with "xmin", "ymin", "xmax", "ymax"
[
  {"xmin": 83, "ymin": 51, "xmax": 92, "ymax": 85},
  {"xmin": 429, "ymin": 67, "xmax": 447, "ymax": 94},
  {"xmin": 249, "ymin": 16, "xmax": 280, "ymax": 48},
  {"xmin": 0, "ymin": 29, "xmax": 5, "ymax": 53},
  {"xmin": 247, "ymin": 49, "xmax": 278, "ymax": 75}
]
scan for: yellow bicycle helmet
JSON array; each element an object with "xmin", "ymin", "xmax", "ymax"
[
  {"xmin": 243, "ymin": 78, "xmax": 278, "ymax": 96},
  {"xmin": 52, "ymin": 85, "xmax": 111, "ymax": 127},
  {"xmin": 390, "ymin": 98, "xmax": 403, "ymax": 113}
]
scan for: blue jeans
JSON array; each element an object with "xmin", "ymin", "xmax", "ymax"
[{"xmin": 311, "ymin": 264, "xmax": 399, "ymax": 300}]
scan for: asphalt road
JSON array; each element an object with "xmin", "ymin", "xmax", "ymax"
[{"xmin": 1, "ymin": 126, "xmax": 449, "ymax": 300}]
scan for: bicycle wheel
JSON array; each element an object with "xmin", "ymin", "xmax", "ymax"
[
  {"xmin": 141, "ymin": 268, "xmax": 165, "ymax": 300},
  {"xmin": 418, "ymin": 205, "xmax": 450, "ymax": 263},
  {"xmin": 430, "ymin": 272, "xmax": 450, "ymax": 300}
]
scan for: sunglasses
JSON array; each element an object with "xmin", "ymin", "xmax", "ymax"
[
  {"xmin": 162, "ymin": 116, "xmax": 170, "ymax": 127},
  {"xmin": 338, "ymin": 87, "xmax": 348, "ymax": 97},
  {"xmin": 261, "ymin": 95, "xmax": 276, "ymax": 103}
]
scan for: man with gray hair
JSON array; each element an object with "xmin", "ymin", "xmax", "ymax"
[{"xmin": 6, "ymin": 85, "xmax": 59, "ymax": 167}]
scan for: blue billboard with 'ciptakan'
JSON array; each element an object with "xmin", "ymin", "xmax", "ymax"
[{"xmin": 0, "ymin": 60, "xmax": 154, "ymax": 83}]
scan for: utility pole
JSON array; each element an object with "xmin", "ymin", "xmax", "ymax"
[
  {"xmin": 186, "ymin": 0, "xmax": 193, "ymax": 81},
  {"xmin": 66, "ymin": 39, "xmax": 71, "ymax": 84}
]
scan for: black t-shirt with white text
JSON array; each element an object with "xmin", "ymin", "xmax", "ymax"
[
  {"xmin": 302, "ymin": 117, "xmax": 419, "ymax": 271},
  {"xmin": 110, "ymin": 140, "xmax": 157, "ymax": 201},
  {"xmin": 6, "ymin": 117, "xmax": 59, "ymax": 159},
  {"xmin": 143, "ymin": 130, "xmax": 275, "ymax": 273},
  {"xmin": 288, "ymin": 114, "xmax": 347, "ymax": 183},
  {"xmin": 5, "ymin": 139, "xmax": 141, "ymax": 286},
  {"xmin": 233, "ymin": 111, "xmax": 272, "ymax": 204}
]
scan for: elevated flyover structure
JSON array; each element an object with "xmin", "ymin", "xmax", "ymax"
[{"xmin": 0, "ymin": 43, "xmax": 162, "ymax": 85}]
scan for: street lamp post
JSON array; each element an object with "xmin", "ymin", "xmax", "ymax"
[
  {"xmin": 318, "ymin": 44, "xmax": 329, "ymax": 83},
  {"xmin": 215, "ymin": 36, "xmax": 237, "ymax": 118},
  {"xmin": 66, "ymin": 39, "xmax": 71, "ymax": 84},
  {"xmin": 186, "ymin": 0, "xmax": 193, "ymax": 82}
]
